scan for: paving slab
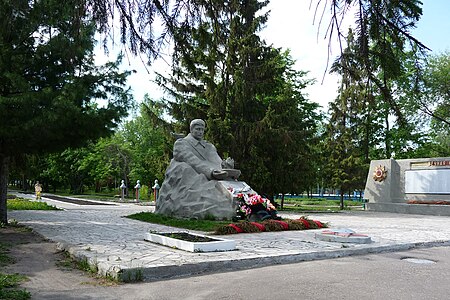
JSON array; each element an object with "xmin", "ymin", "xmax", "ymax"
[{"xmin": 9, "ymin": 192, "xmax": 450, "ymax": 282}]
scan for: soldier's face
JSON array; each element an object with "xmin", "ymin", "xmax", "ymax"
[{"xmin": 191, "ymin": 124, "xmax": 205, "ymax": 140}]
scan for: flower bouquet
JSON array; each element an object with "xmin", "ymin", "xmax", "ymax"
[{"xmin": 233, "ymin": 193, "xmax": 279, "ymax": 221}]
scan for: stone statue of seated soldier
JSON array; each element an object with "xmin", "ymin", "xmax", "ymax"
[
  {"xmin": 173, "ymin": 118, "xmax": 241, "ymax": 181},
  {"xmin": 155, "ymin": 119, "xmax": 242, "ymax": 219}
]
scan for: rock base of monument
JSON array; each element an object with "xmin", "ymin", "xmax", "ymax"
[
  {"xmin": 145, "ymin": 231, "xmax": 236, "ymax": 252},
  {"xmin": 156, "ymin": 177, "xmax": 257, "ymax": 220}
]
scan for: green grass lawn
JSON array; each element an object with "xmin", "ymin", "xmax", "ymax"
[
  {"xmin": 280, "ymin": 205, "xmax": 343, "ymax": 212},
  {"xmin": 7, "ymin": 197, "xmax": 59, "ymax": 211},
  {"xmin": 279, "ymin": 197, "xmax": 364, "ymax": 212},
  {"xmin": 127, "ymin": 212, "xmax": 231, "ymax": 232},
  {"xmin": 125, "ymin": 198, "xmax": 366, "ymax": 232},
  {"xmin": 127, "ymin": 211, "xmax": 330, "ymax": 235},
  {"xmin": 282, "ymin": 197, "xmax": 362, "ymax": 206}
]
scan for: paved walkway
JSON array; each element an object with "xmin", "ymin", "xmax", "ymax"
[{"xmin": 9, "ymin": 192, "xmax": 450, "ymax": 282}]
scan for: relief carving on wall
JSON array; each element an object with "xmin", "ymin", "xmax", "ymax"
[{"xmin": 373, "ymin": 165, "xmax": 388, "ymax": 182}]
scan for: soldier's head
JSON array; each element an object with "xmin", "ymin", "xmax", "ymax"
[{"xmin": 190, "ymin": 119, "xmax": 205, "ymax": 140}]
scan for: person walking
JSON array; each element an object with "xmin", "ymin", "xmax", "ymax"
[{"xmin": 34, "ymin": 181, "xmax": 42, "ymax": 200}]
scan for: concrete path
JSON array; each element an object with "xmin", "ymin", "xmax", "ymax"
[{"xmin": 9, "ymin": 192, "xmax": 450, "ymax": 282}]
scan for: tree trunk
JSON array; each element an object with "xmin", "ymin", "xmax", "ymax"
[
  {"xmin": 95, "ymin": 180, "xmax": 100, "ymax": 193},
  {"xmin": 0, "ymin": 156, "xmax": 10, "ymax": 224},
  {"xmin": 385, "ymin": 106, "xmax": 391, "ymax": 158},
  {"xmin": 340, "ymin": 190, "xmax": 344, "ymax": 210}
]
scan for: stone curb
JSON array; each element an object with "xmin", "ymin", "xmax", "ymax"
[{"xmin": 57, "ymin": 238, "xmax": 450, "ymax": 282}]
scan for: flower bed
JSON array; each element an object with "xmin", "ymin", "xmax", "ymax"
[
  {"xmin": 145, "ymin": 231, "xmax": 236, "ymax": 252},
  {"xmin": 214, "ymin": 217, "xmax": 327, "ymax": 235},
  {"xmin": 158, "ymin": 232, "xmax": 220, "ymax": 242}
]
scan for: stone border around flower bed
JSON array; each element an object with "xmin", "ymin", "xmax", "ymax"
[
  {"xmin": 213, "ymin": 217, "xmax": 327, "ymax": 235},
  {"xmin": 145, "ymin": 231, "xmax": 236, "ymax": 252}
]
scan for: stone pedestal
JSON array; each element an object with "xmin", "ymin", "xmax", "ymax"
[
  {"xmin": 364, "ymin": 157, "xmax": 450, "ymax": 216},
  {"xmin": 364, "ymin": 159, "xmax": 402, "ymax": 204}
]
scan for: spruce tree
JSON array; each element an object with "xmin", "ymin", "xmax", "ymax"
[
  {"xmin": 0, "ymin": 0, "xmax": 133, "ymax": 223},
  {"xmin": 152, "ymin": 1, "xmax": 320, "ymax": 196}
]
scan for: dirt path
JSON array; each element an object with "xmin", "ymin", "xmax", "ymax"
[{"xmin": 1, "ymin": 226, "xmax": 120, "ymax": 300}]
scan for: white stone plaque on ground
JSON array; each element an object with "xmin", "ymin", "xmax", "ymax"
[
  {"xmin": 315, "ymin": 229, "xmax": 372, "ymax": 244},
  {"xmin": 405, "ymin": 169, "xmax": 450, "ymax": 194}
]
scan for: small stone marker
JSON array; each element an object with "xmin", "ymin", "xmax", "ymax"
[{"xmin": 315, "ymin": 228, "xmax": 372, "ymax": 244}]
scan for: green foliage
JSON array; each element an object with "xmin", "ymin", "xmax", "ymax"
[
  {"xmin": 7, "ymin": 198, "xmax": 59, "ymax": 211},
  {"xmin": 0, "ymin": 273, "xmax": 31, "ymax": 300},
  {"xmin": 121, "ymin": 268, "xmax": 144, "ymax": 283},
  {"xmin": 325, "ymin": 0, "xmax": 431, "ymax": 164},
  {"xmin": 323, "ymin": 78, "xmax": 368, "ymax": 207},
  {"xmin": 152, "ymin": 1, "xmax": 321, "ymax": 197},
  {"xmin": 29, "ymin": 96, "xmax": 170, "ymax": 194},
  {"xmin": 0, "ymin": 0, "xmax": 133, "ymax": 223},
  {"xmin": 74, "ymin": 257, "xmax": 98, "ymax": 274},
  {"xmin": 116, "ymin": 98, "xmax": 170, "ymax": 185},
  {"xmin": 41, "ymin": 148, "xmax": 93, "ymax": 194},
  {"xmin": 126, "ymin": 212, "xmax": 230, "ymax": 232},
  {"xmin": 417, "ymin": 52, "xmax": 450, "ymax": 156},
  {"xmin": 323, "ymin": 12, "xmax": 443, "ymax": 202},
  {"xmin": 0, "ymin": 1, "xmax": 132, "ymax": 158},
  {"xmin": 320, "ymin": 0, "xmax": 426, "ymax": 123},
  {"xmin": 6, "ymin": 0, "xmax": 442, "ymax": 206},
  {"xmin": 0, "ymin": 243, "xmax": 14, "ymax": 266},
  {"xmin": 58, "ymin": 250, "xmax": 118, "ymax": 284},
  {"xmin": 330, "ymin": 39, "xmax": 449, "ymax": 162},
  {"xmin": 283, "ymin": 198, "xmax": 362, "ymax": 207},
  {"xmin": 0, "ymin": 273, "xmax": 28, "ymax": 289}
]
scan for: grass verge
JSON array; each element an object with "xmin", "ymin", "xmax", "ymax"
[
  {"xmin": 0, "ymin": 243, "xmax": 15, "ymax": 266},
  {"xmin": 283, "ymin": 198, "xmax": 362, "ymax": 206},
  {"xmin": 0, "ymin": 273, "xmax": 30, "ymax": 300},
  {"xmin": 127, "ymin": 212, "xmax": 231, "ymax": 232},
  {"xmin": 127, "ymin": 212, "xmax": 329, "ymax": 235},
  {"xmin": 280, "ymin": 206, "xmax": 344, "ymax": 212},
  {"xmin": 0, "ymin": 228, "xmax": 30, "ymax": 300},
  {"xmin": 279, "ymin": 198, "xmax": 364, "ymax": 212},
  {"xmin": 7, "ymin": 197, "xmax": 60, "ymax": 210},
  {"xmin": 56, "ymin": 251, "xmax": 119, "ymax": 285}
]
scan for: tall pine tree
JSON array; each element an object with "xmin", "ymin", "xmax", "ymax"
[
  {"xmin": 152, "ymin": 0, "xmax": 320, "ymax": 196},
  {"xmin": 0, "ymin": 0, "xmax": 133, "ymax": 223}
]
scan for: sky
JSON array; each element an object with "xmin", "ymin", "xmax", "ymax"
[{"xmin": 96, "ymin": 0, "xmax": 450, "ymax": 112}]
